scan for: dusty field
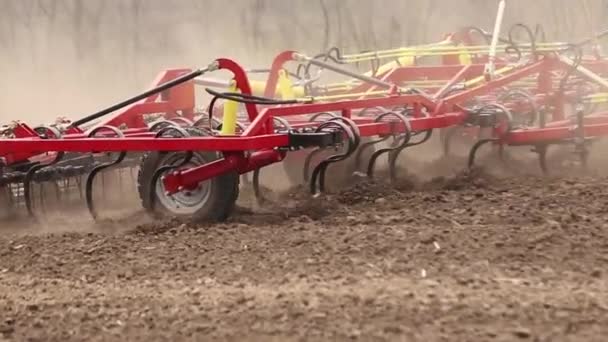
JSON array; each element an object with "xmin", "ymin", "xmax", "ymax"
[{"xmin": 1, "ymin": 156, "xmax": 608, "ymax": 342}]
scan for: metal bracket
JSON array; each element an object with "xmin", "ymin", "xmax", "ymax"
[{"xmin": 288, "ymin": 129, "xmax": 343, "ymax": 149}]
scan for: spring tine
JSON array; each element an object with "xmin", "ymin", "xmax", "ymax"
[
  {"xmin": 86, "ymin": 153, "xmax": 127, "ymax": 220},
  {"xmin": 365, "ymin": 112, "xmax": 412, "ymax": 178},
  {"xmin": 252, "ymin": 167, "xmax": 265, "ymax": 204},
  {"xmin": 303, "ymin": 148, "xmax": 326, "ymax": 182},
  {"xmin": 355, "ymin": 135, "xmax": 391, "ymax": 171},
  {"xmin": 38, "ymin": 183, "xmax": 46, "ymax": 213},
  {"xmin": 101, "ymin": 172, "xmax": 107, "ymax": 200},
  {"xmin": 468, "ymin": 139, "xmax": 497, "ymax": 169},
  {"xmin": 574, "ymin": 109, "xmax": 589, "ymax": 171},
  {"xmin": 310, "ymin": 120, "xmax": 358, "ymax": 195},
  {"xmin": 24, "ymin": 157, "xmax": 65, "ymax": 217},
  {"xmin": 23, "ymin": 127, "xmax": 66, "ymax": 217},
  {"xmin": 76, "ymin": 176, "xmax": 84, "ymax": 200},
  {"xmin": 118, "ymin": 168, "xmax": 124, "ymax": 194},
  {"xmin": 54, "ymin": 181, "xmax": 61, "ymax": 204},
  {"xmin": 367, "ymin": 147, "xmax": 398, "ymax": 179},
  {"xmin": 441, "ymin": 126, "xmax": 462, "ymax": 157},
  {"xmin": 536, "ymin": 145, "xmax": 549, "ymax": 175},
  {"xmin": 84, "ymin": 125, "xmax": 126, "ymax": 220},
  {"xmin": 317, "ymin": 163, "xmax": 331, "ymax": 193}
]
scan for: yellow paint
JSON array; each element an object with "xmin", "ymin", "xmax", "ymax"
[{"xmin": 220, "ymin": 80, "xmax": 238, "ymax": 135}]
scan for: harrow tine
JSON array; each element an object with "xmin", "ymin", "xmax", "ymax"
[
  {"xmin": 574, "ymin": 108, "xmax": 590, "ymax": 171},
  {"xmin": 365, "ymin": 112, "xmax": 412, "ymax": 179},
  {"xmin": 310, "ymin": 118, "xmax": 360, "ymax": 196},
  {"xmin": 24, "ymin": 154, "xmax": 65, "ymax": 217},
  {"xmin": 303, "ymin": 148, "xmax": 326, "ymax": 183},
  {"xmin": 386, "ymin": 128, "xmax": 432, "ymax": 181},
  {"xmin": 299, "ymin": 112, "xmax": 343, "ymax": 183},
  {"xmin": 84, "ymin": 126, "xmax": 126, "ymax": 220},
  {"xmin": 0, "ymin": 185, "xmax": 15, "ymax": 221},
  {"xmin": 355, "ymin": 135, "xmax": 391, "ymax": 172},
  {"xmin": 467, "ymin": 139, "xmax": 497, "ymax": 169},
  {"xmin": 252, "ymin": 168, "xmax": 265, "ymax": 204},
  {"xmin": 243, "ymin": 116, "xmax": 291, "ymax": 204},
  {"xmin": 23, "ymin": 126, "xmax": 66, "ymax": 217}
]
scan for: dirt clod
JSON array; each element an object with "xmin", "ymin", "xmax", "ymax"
[{"xmin": 1, "ymin": 170, "xmax": 608, "ymax": 341}]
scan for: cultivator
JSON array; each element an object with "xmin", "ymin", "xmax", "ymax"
[{"xmin": 3, "ymin": 1, "xmax": 608, "ymax": 223}]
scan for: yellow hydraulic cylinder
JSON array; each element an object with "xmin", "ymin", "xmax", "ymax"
[
  {"xmin": 277, "ymin": 69, "xmax": 296, "ymax": 99},
  {"xmin": 457, "ymin": 44, "xmax": 473, "ymax": 65},
  {"xmin": 220, "ymin": 80, "xmax": 239, "ymax": 135},
  {"xmin": 248, "ymin": 77, "xmax": 305, "ymax": 98}
]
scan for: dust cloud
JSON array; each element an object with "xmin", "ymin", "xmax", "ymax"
[{"xmin": 1, "ymin": 0, "xmax": 605, "ymax": 123}]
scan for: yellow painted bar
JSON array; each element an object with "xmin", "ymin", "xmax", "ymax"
[
  {"xmin": 220, "ymin": 80, "xmax": 239, "ymax": 135},
  {"xmin": 584, "ymin": 93, "xmax": 608, "ymax": 103},
  {"xmin": 248, "ymin": 78, "xmax": 305, "ymax": 98},
  {"xmin": 277, "ymin": 69, "xmax": 295, "ymax": 100},
  {"xmin": 300, "ymin": 90, "xmax": 392, "ymax": 102},
  {"xmin": 341, "ymin": 42, "xmax": 569, "ymax": 62}
]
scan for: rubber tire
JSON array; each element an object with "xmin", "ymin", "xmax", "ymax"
[{"xmin": 136, "ymin": 145, "xmax": 239, "ymax": 223}]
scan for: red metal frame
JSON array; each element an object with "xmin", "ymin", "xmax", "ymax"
[{"xmin": 3, "ymin": 38, "xmax": 608, "ymax": 197}]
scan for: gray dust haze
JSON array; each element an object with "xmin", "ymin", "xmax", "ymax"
[{"xmin": 0, "ymin": 0, "xmax": 605, "ymax": 123}]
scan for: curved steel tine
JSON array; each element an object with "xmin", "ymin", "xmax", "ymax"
[
  {"xmin": 467, "ymin": 139, "xmax": 497, "ymax": 169},
  {"xmin": 85, "ymin": 126, "xmax": 127, "ymax": 220},
  {"xmin": 355, "ymin": 135, "xmax": 391, "ymax": 172},
  {"xmin": 252, "ymin": 168, "xmax": 265, "ymax": 204},
  {"xmin": 329, "ymin": 117, "xmax": 361, "ymax": 150},
  {"xmin": 302, "ymin": 112, "xmax": 342, "ymax": 182},
  {"xmin": 303, "ymin": 148, "xmax": 325, "ymax": 182},
  {"xmin": 24, "ymin": 126, "xmax": 65, "ymax": 217},
  {"xmin": 309, "ymin": 120, "xmax": 358, "ymax": 195},
  {"xmin": 365, "ymin": 112, "xmax": 412, "ymax": 179}
]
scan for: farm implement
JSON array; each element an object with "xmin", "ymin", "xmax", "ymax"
[{"xmin": 3, "ymin": 1, "xmax": 608, "ymax": 223}]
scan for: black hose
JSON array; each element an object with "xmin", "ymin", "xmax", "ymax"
[
  {"xmin": 204, "ymin": 88, "xmax": 301, "ymax": 128},
  {"xmin": 205, "ymin": 88, "xmax": 300, "ymax": 105},
  {"xmin": 69, "ymin": 68, "xmax": 207, "ymax": 129},
  {"xmin": 456, "ymin": 26, "xmax": 511, "ymax": 45},
  {"xmin": 302, "ymin": 47, "xmax": 343, "ymax": 82},
  {"xmin": 506, "ymin": 23, "xmax": 538, "ymax": 62}
]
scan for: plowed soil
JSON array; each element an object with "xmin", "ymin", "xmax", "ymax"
[{"xmin": 1, "ymin": 158, "xmax": 608, "ymax": 341}]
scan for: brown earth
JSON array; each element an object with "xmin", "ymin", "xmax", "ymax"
[{"xmin": 1, "ymin": 159, "xmax": 608, "ymax": 341}]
